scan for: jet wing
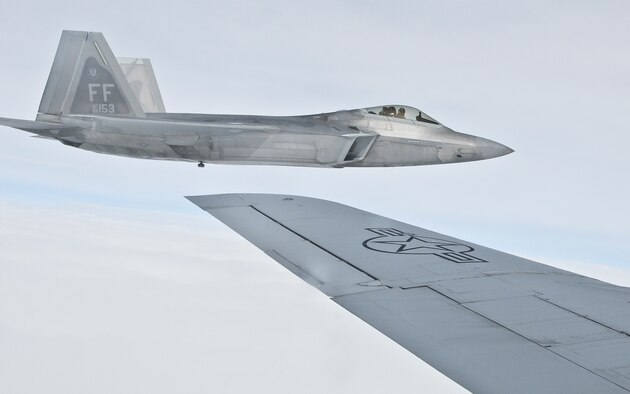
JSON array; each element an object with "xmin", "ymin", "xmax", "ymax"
[{"xmin": 187, "ymin": 194, "xmax": 630, "ymax": 394}]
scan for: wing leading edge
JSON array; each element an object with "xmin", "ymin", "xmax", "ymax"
[{"xmin": 187, "ymin": 194, "xmax": 630, "ymax": 394}]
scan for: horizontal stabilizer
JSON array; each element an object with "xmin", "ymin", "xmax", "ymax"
[{"xmin": 0, "ymin": 116, "xmax": 73, "ymax": 132}]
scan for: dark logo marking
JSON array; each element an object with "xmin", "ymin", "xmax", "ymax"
[
  {"xmin": 70, "ymin": 57, "xmax": 130, "ymax": 115},
  {"xmin": 362, "ymin": 228, "xmax": 486, "ymax": 263}
]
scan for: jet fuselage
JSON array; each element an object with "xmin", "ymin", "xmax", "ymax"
[
  {"xmin": 0, "ymin": 31, "xmax": 512, "ymax": 168},
  {"xmin": 31, "ymin": 107, "xmax": 511, "ymax": 168}
]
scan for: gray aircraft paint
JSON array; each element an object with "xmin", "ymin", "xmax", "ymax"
[
  {"xmin": 0, "ymin": 30, "xmax": 512, "ymax": 168},
  {"xmin": 189, "ymin": 193, "xmax": 630, "ymax": 394}
]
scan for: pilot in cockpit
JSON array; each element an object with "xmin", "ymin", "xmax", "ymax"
[
  {"xmin": 379, "ymin": 106, "xmax": 396, "ymax": 116},
  {"xmin": 394, "ymin": 107, "xmax": 406, "ymax": 119}
]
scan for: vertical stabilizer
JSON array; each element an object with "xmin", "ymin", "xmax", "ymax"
[
  {"xmin": 117, "ymin": 57, "xmax": 166, "ymax": 113},
  {"xmin": 38, "ymin": 31, "xmax": 145, "ymax": 118}
]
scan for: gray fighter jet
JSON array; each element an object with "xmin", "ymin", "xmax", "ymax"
[{"xmin": 0, "ymin": 31, "xmax": 512, "ymax": 168}]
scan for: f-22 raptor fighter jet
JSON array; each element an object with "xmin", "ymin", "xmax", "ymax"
[{"xmin": 0, "ymin": 31, "xmax": 512, "ymax": 168}]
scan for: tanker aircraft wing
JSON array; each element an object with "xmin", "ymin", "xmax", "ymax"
[{"xmin": 187, "ymin": 193, "xmax": 630, "ymax": 394}]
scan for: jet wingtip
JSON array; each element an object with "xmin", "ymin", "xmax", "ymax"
[
  {"xmin": 184, "ymin": 195, "xmax": 211, "ymax": 209},
  {"xmin": 185, "ymin": 193, "xmax": 309, "ymax": 210},
  {"xmin": 185, "ymin": 194, "xmax": 253, "ymax": 210}
]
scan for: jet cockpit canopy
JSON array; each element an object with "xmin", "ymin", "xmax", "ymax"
[{"xmin": 363, "ymin": 105, "xmax": 440, "ymax": 125}]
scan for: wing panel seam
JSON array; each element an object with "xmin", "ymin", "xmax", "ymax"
[
  {"xmin": 417, "ymin": 285, "xmax": 630, "ymax": 392},
  {"xmin": 534, "ymin": 295, "xmax": 630, "ymax": 337},
  {"xmin": 248, "ymin": 205, "xmax": 378, "ymax": 281}
]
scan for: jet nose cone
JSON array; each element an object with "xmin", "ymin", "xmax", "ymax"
[{"xmin": 473, "ymin": 137, "xmax": 514, "ymax": 159}]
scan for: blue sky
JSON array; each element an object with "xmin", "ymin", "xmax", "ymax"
[{"xmin": 1, "ymin": 1, "xmax": 630, "ymax": 393}]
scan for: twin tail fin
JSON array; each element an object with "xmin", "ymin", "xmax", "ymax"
[{"xmin": 38, "ymin": 31, "xmax": 165, "ymax": 120}]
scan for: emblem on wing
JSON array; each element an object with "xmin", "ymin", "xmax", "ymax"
[{"xmin": 363, "ymin": 228, "xmax": 486, "ymax": 263}]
